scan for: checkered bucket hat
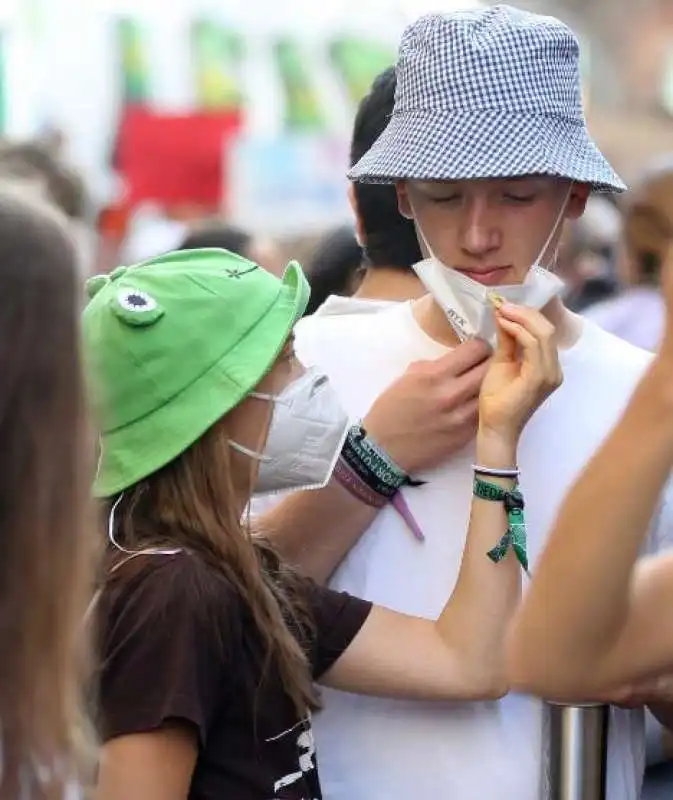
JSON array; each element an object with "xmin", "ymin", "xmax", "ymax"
[{"xmin": 349, "ymin": 4, "xmax": 625, "ymax": 193}]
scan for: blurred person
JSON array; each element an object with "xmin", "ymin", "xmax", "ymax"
[
  {"xmin": 560, "ymin": 194, "xmax": 621, "ymax": 312},
  {"xmin": 349, "ymin": 67, "xmax": 424, "ymax": 303},
  {"xmin": 179, "ymin": 220, "xmax": 284, "ymax": 276},
  {"xmin": 266, "ymin": 8, "xmax": 673, "ymax": 800},
  {"xmin": 0, "ymin": 138, "xmax": 95, "ymax": 273},
  {"xmin": 85, "ymin": 248, "xmax": 559, "ymax": 800},
  {"xmin": 313, "ymin": 66, "xmax": 424, "ymax": 316},
  {"xmin": 120, "ymin": 203, "xmax": 188, "ymax": 266},
  {"xmin": 0, "ymin": 189, "xmax": 95, "ymax": 798},
  {"xmin": 584, "ymin": 157, "xmax": 673, "ymax": 351},
  {"xmin": 0, "ymin": 138, "xmax": 90, "ymax": 222},
  {"xmin": 304, "ymin": 225, "xmax": 363, "ymax": 314},
  {"xmin": 285, "ymin": 68, "xmax": 424, "ymax": 323}
]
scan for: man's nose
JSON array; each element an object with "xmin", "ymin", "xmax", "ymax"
[{"xmin": 460, "ymin": 198, "xmax": 501, "ymax": 257}]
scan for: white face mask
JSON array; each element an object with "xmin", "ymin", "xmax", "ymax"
[
  {"xmin": 229, "ymin": 367, "xmax": 349, "ymax": 496},
  {"xmin": 411, "ymin": 184, "xmax": 574, "ymax": 345}
]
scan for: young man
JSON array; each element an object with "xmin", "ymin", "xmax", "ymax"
[{"xmin": 283, "ymin": 7, "xmax": 673, "ymax": 799}]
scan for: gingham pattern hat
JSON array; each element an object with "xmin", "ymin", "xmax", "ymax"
[{"xmin": 349, "ymin": 5, "xmax": 625, "ymax": 193}]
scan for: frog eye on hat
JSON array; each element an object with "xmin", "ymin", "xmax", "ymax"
[{"xmin": 112, "ymin": 287, "xmax": 165, "ymax": 327}]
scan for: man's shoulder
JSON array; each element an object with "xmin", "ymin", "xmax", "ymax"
[
  {"xmin": 576, "ymin": 319, "xmax": 654, "ymax": 380},
  {"xmin": 310, "ymin": 295, "xmax": 399, "ymax": 317},
  {"xmin": 295, "ymin": 299, "xmax": 408, "ymax": 366}
]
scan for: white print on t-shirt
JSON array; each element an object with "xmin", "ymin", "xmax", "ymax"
[{"xmin": 268, "ymin": 716, "xmax": 317, "ymax": 797}]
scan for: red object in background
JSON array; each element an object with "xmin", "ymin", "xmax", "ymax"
[{"xmin": 114, "ymin": 105, "xmax": 243, "ymax": 210}]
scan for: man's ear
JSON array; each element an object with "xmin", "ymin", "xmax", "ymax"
[
  {"xmin": 347, "ymin": 183, "xmax": 366, "ymax": 247},
  {"xmin": 396, "ymin": 181, "xmax": 414, "ymax": 219},
  {"xmin": 566, "ymin": 182, "xmax": 591, "ymax": 220}
]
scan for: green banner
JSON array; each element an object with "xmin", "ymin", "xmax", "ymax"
[
  {"xmin": 274, "ymin": 38, "xmax": 327, "ymax": 132},
  {"xmin": 191, "ymin": 20, "xmax": 245, "ymax": 111},
  {"xmin": 0, "ymin": 32, "xmax": 5, "ymax": 134},
  {"xmin": 329, "ymin": 37, "xmax": 396, "ymax": 107},
  {"xmin": 117, "ymin": 17, "xmax": 151, "ymax": 105}
]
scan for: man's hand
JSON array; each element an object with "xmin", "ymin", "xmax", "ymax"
[{"xmin": 364, "ymin": 339, "xmax": 491, "ymax": 474}]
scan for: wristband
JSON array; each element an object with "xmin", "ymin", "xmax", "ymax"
[
  {"xmin": 333, "ymin": 426, "xmax": 426, "ymax": 542},
  {"xmin": 472, "ymin": 464, "xmax": 519, "ymax": 479},
  {"xmin": 333, "ymin": 457, "xmax": 388, "ymax": 509},
  {"xmin": 473, "ymin": 475, "xmax": 528, "ymax": 573},
  {"xmin": 341, "ymin": 436, "xmax": 400, "ymax": 498},
  {"xmin": 345, "ymin": 425, "xmax": 407, "ymax": 492}
]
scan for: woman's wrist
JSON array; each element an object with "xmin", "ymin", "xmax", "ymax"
[{"xmin": 475, "ymin": 426, "xmax": 518, "ymax": 469}]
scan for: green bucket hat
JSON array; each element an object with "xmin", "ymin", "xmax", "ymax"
[{"xmin": 83, "ymin": 248, "xmax": 310, "ymax": 498}]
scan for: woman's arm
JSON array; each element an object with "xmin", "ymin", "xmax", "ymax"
[
  {"xmin": 258, "ymin": 340, "xmax": 490, "ymax": 583},
  {"xmin": 320, "ymin": 304, "xmax": 562, "ymax": 700},
  {"xmin": 505, "ymin": 352, "xmax": 673, "ymax": 700},
  {"xmin": 96, "ymin": 726, "xmax": 197, "ymax": 800}
]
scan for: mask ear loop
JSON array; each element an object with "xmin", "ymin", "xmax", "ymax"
[
  {"xmin": 228, "ymin": 440, "xmax": 273, "ymax": 463},
  {"xmin": 108, "ymin": 493, "xmax": 132, "ymax": 554},
  {"xmin": 408, "ymin": 201, "xmax": 473, "ymax": 343},
  {"xmin": 534, "ymin": 181, "xmax": 575, "ymax": 274},
  {"xmin": 409, "ymin": 200, "xmax": 439, "ymax": 266},
  {"xmin": 107, "ymin": 493, "xmax": 181, "ymax": 556}
]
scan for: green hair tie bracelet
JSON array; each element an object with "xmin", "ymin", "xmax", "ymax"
[{"xmin": 473, "ymin": 476, "xmax": 529, "ymax": 574}]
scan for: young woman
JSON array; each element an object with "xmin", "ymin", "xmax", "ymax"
[
  {"xmin": 506, "ymin": 245, "xmax": 673, "ymax": 700},
  {"xmin": 86, "ymin": 247, "xmax": 561, "ymax": 800},
  {"xmin": 0, "ymin": 188, "xmax": 94, "ymax": 799}
]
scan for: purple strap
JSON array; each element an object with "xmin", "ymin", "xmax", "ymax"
[
  {"xmin": 391, "ymin": 491, "xmax": 425, "ymax": 542},
  {"xmin": 333, "ymin": 456, "xmax": 425, "ymax": 543}
]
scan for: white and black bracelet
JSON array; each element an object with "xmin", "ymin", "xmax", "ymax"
[{"xmin": 472, "ymin": 464, "xmax": 520, "ymax": 479}]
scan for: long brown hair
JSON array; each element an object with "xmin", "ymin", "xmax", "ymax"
[
  {"xmin": 106, "ymin": 415, "xmax": 318, "ymax": 717},
  {"xmin": 0, "ymin": 189, "xmax": 96, "ymax": 798}
]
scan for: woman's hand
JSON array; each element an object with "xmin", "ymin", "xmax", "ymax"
[{"xmin": 478, "ymin": 303, "xmax": 563, "ymax": 447}]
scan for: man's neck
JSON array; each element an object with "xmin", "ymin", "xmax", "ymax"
[
  {"xmin": 412, "ymin": 294, "xmax": 583, "ymax": 349},
  {"xmin": 355, "ymin": 267, "xmax": 426, "ymax": 302}
]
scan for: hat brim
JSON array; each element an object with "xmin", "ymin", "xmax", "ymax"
[
  {"xmin": 348, "ymin": 108, "xmax": 626, "ymax": 194},
  {"xmin": 94, "ymin": 261, "xmax": 310, "ymax": 498}
]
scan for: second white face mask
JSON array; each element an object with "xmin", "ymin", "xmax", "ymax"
[
  {"xmin": 229, "ymin": 367, "xmax": 350, "ymax": 496},
  {"xmin": 411, "ymin": 185, "xmax": 573, "ymax": 345},
  {"xmin": 412, "ymin": 259, "xmax": 565, "ymax": 345}
]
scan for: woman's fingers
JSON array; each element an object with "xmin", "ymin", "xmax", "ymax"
[
  {"xmin": 496, "ymin": 303, "xmax": 562, "ymax": 388},
  {"xmin": 495, "ymin": 315, "xmax": 544, "ymax": 380},
  {"xmin": 493, "ymin": 308, "xmax": 517, "ymax": 364}
]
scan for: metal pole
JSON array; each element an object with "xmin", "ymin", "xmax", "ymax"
[{"xmin": 547, "ymin": 702, "xmax": 609, "ymax": 800}]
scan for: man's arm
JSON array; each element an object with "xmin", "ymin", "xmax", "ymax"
[{"xmin": 258, "ymin": 340, "xmax": 491, "ymax": 582}]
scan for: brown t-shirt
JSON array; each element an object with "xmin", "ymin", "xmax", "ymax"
[{"xmin": 95, "ymin": 552, "xmax": 372, "ymax": 800}]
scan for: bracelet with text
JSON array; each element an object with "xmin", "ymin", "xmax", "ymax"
[
  {"xmin": 333, "ymin": 457, "xmax": 388, "ymax": 509},
  {"xmin": 473, "ymin": 475, "xmax": 529, "ymax": 573},
  {"xmin": 334, "ymin": 424, "xmax": 425, "ymax": 541}
]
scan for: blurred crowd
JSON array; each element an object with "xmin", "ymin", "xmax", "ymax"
[
  {"xmin": 2, "ymin": 23, "xmax": 673, "ymax": 800},
  {"xmin": 4, "ymin": 71, "xmax": 668, "ymax": 355}
]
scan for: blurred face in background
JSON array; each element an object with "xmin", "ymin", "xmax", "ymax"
[{"xmin": 622, "ymin": 165, "xmax": 673, "ymax": 286}]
